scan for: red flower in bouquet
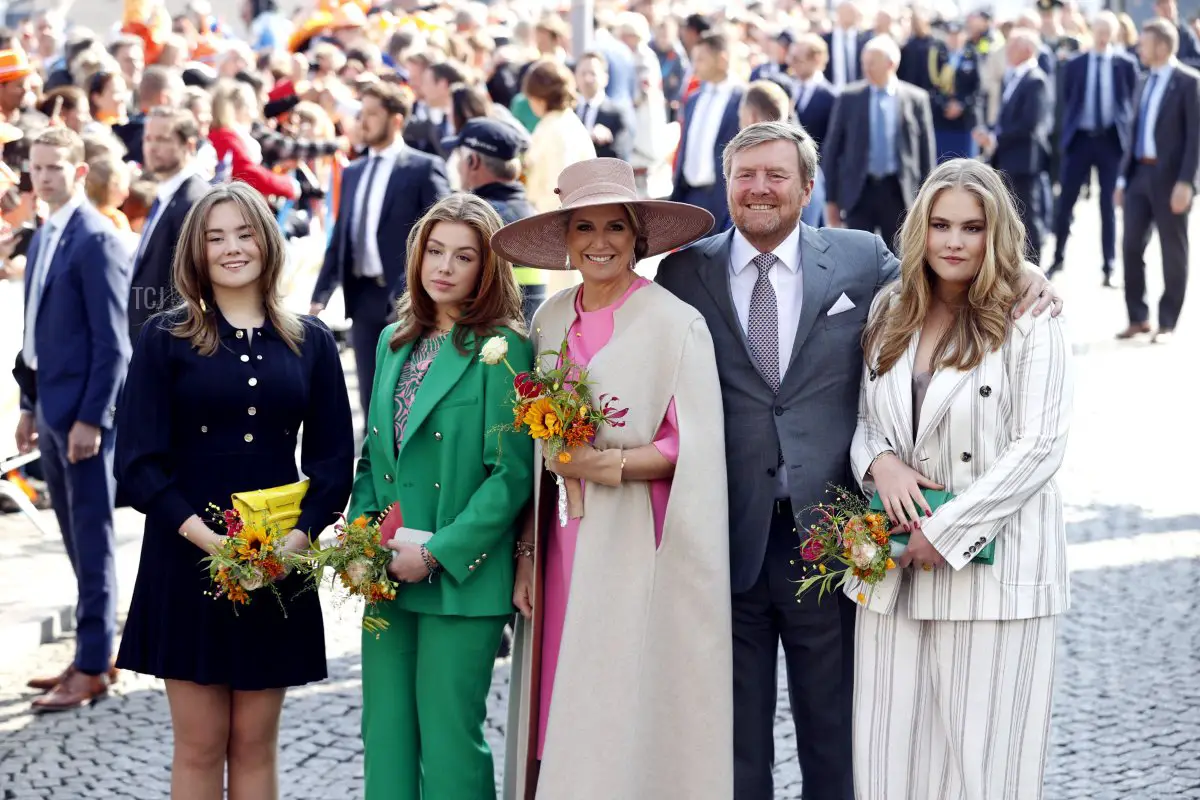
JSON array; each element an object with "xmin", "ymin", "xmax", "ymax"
[
  {"xmin": 223, "ymin": 509, "xmax": 243, "ymax": 536},
  {"xmin": 513, "ymin": 372, "xmax": 540, "ymax": 399},
  {"xmin": 799, "ymin": 536, "xmax": 824, "ymax": 562}
]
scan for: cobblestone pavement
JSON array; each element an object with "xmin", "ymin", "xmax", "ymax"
[{"xmin": 3, "ymin": 196, "xmax": 1199, "ymax": 799}]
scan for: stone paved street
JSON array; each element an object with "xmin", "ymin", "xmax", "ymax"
[{"xmin": 2, "ymin": 192, "xmax": 1199, "ymax": 799}]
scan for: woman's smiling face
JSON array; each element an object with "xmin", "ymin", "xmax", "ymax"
[{"xmin": 564, "ymin": 204, "xmax": 636, "ymax": 279}]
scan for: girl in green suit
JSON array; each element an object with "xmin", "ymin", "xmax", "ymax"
[{"xmin": 350, "ymin": 194, "xmax": 533, "ymax": 799}]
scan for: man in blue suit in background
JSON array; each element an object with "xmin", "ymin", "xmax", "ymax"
[
  {"xmin": 670, "ymin": 31, "xmax": 743, "ymax": 231},
  {"xmin": 975, "ymin": 29, "xmax": 1054, "ymax": 266},
  {"xmin": 15, "ymin": 127, "xmax": 130, "ymax": 712},
  {"xmin": 789, "ymin": 32, "xmax": 838, "ymax": 227},
  {"xmin": 311, "ymin": 81, "xmax": 450, "ymax": 423},
  {"xmin": 1050, "ymin": 11, "xmax": 1137, "ymax": 285}
]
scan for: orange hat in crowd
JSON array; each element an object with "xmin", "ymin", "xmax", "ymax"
[
  {"xmin": 0, "ymin": 49, "xmax": 32, "ymax": 84},
  {"xmin": 289, "ymin": 0, "xmax": 373, "ymax": 52},
  {"xmin": 122, "ymin": 0, "xmax": 173, "ymax": 65}
]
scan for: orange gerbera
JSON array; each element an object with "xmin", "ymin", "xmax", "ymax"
[{"xmin": 523, "ymin": 398, "xmax": 562, "ymax": 439}]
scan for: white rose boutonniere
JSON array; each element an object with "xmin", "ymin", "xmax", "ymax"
[{"xmin": 479, "ymin": 335, "xmax": 510, "ymax": 366}]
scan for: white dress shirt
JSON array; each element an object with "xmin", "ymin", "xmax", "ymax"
[
  {"xmin": 352, "ymin": 138, "xmax": 406, "ymax": 279},
  {"xmin": 23, "ymin": 191, "xmax": 85, "ymax": 370},
  {"xmin": 1002, "ymin": 58, "xmax": 1037, "ymax": 105},
  {"xmin": 683, "ymin": 79, "xmax": 735, "ymax": 188},
  {"xmin": 794, "ymin": 74, "xmax": 827, "ymax": 113},
  {"xmin": 729, "ymin": 223, "xmax": 804, "ymax": 381},
  {"xmin": 1084, "ymin": 47, "xmax": 1115, "ymax": 131},
  {"xmin": 135, "ymin": 164, "xmax": 197, "ymax": 265},
  {"xmin": 576, "ymin": 93, "xmax": 604, "ymax": 129},
  {"xmin": 832, "ymin": 27, "xmax": 860, "ymax": 87},
  {"xmin": 730, "ymin": 223, "xmax": 804, "ymax": 496}
]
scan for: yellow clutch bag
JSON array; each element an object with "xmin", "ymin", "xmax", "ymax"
[{"xmin": 231, "ymin": 479, "xmax": 309, "ymax": 531}]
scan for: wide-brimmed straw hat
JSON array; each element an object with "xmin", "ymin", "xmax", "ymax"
[{"xmin": 490, "ymin": 158, "xmax": 714, "ymax": 270}]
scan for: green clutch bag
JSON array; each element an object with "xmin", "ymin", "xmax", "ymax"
[{"xmin": 868, "ymin": 488, "xmax": 995, "ymax": 565}]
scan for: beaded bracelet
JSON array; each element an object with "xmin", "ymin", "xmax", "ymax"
[
  {"xmin": 514, "ymin": 541, "xmax": 535, "ymax": 560},
  {"xmin": 420, "ymin": 544, "xmax": 443, "ymax": 581}
]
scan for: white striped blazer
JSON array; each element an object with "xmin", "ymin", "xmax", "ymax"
[{"xmin": 846, "ymin": 290, "xmax": 1074, "ymax": 621}]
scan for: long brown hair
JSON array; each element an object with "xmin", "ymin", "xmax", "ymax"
[
  {"xmin": 170, "ymin": 182, "xmax": 305, "ymax": 356},
  {"xmin": 391, "ymin": 193, "xmax": 524, "ymax": 353},
  {"xmin": 863, "ymin": 159, "xmax": 1024, "ymax": 376}
]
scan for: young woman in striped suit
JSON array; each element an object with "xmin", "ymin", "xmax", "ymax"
[{"xmin": 849, "ymin": 158, "xmax": 1074, "ymax": 800}]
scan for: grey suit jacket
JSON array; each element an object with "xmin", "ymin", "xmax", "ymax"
[
  {"xmin": 1119, "ymin": 62, "xmax": 1200, "ymax": 192},
  {"xmin": 656, "ymin": 224, "xmax": 899, "ymax": 593},
  {"xmin": 822, "ymin": 80, "xmax": 937, "ymax": 217}
]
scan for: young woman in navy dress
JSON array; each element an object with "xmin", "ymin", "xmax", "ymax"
[{"xmin": 114, "ymin": 182, "xmax": 354, "ymax": 799}]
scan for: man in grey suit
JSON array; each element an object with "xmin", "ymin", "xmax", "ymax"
[
  {"xmin": 822, "ymin": 35, "xmax": 937, "ymax": 250},
  {"xmin": 655, "ymin": 122, "xmax": 1061, "ymax": 800},
  {"xmin": 1114, "ymin": 17, "xmax": 1200, "ymax": 344}
]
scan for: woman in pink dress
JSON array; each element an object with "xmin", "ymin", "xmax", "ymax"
[{"xmin": 492, "ymin": 159, "xmax": 735, "ymax": 800}]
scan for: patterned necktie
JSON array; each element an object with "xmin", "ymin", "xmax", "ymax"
[{"xmin": 747, "ymin": 252, "xmax": 780, "ymax": 392}]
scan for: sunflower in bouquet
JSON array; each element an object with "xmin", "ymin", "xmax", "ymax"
[
  {"xmin": 202, "ymin": 505, "xmax": 299, "ymax": 611},
  {"xmin": 303, "ymin": 512, "xmax": 398, "ymax": 635},
  {"xmin": 795, "ymin": 486, "xmax": 898, "ymax": 604}
]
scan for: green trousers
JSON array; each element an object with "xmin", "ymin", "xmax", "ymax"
[{"xmin": 361, "ymin": 605, "xmax": 508, "ymax": 800}]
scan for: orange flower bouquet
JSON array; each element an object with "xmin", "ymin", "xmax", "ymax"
[
  {"xmin": 302, "ymin": 510, "xmax": 398, "ymax": 635},
  {"xmin": 795, "ymin": 486, "xmax": 898, "ymax": 604},
  {"xmin": 479, "ymin": 335, "xmax": 628, "ymax": 525},
  {"xmin": 202, "ymin": 505, "xmax": 299, "ymax": 611}
]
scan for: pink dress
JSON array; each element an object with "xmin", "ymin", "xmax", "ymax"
[{"xmin": 537, "ymin": 277, "xmax": 680, "ymax": 758}]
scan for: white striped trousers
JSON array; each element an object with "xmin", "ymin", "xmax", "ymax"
[{"xmin": 852, "ymin": 587, "xmax": 1060, "ymax": 800}]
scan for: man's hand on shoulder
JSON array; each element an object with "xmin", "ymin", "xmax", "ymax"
[{"xmin": 1013, "ymin": 264, "xmax": 1064, "ymax": 319}]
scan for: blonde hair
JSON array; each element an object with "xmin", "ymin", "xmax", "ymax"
[
  {"xmin": 170, "ymin": 182, "xmax": 305, "ymax": 356},
  {"xmin": 391, "ymin": 193, "xmax": 524, "ymax": 352},
  {"xmin": 211, "ymin": 79, "xmax": 258, "ymax": 129},
  {"xmin": 85, "ymin": 154, "xmax": 127, "ymax": 206},
  {"xmin": 740, "ymin": 80, "xmax": 792, "ymax": 124},
  {"xmin": 863, "ymin": 159, "xmax": 1025, "ymax": 376}
]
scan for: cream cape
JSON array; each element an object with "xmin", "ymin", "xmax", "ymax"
[{"xmin": 503, "ymin": 281, "xmax": 734, "ymax": 800}]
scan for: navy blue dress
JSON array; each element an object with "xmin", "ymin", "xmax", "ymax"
[{"xmin": 114, "ymin": 310, "xmax": 354, "ymax": 690}]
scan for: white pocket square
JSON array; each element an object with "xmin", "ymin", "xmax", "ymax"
[{"xmin": 827, "ymin": 293, "xmax": 856, "ymax": 316}]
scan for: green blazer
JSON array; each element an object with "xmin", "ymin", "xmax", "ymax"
[{"xmin": 349, "ymin": 323, "xmax": 533, "ymax": 617}]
